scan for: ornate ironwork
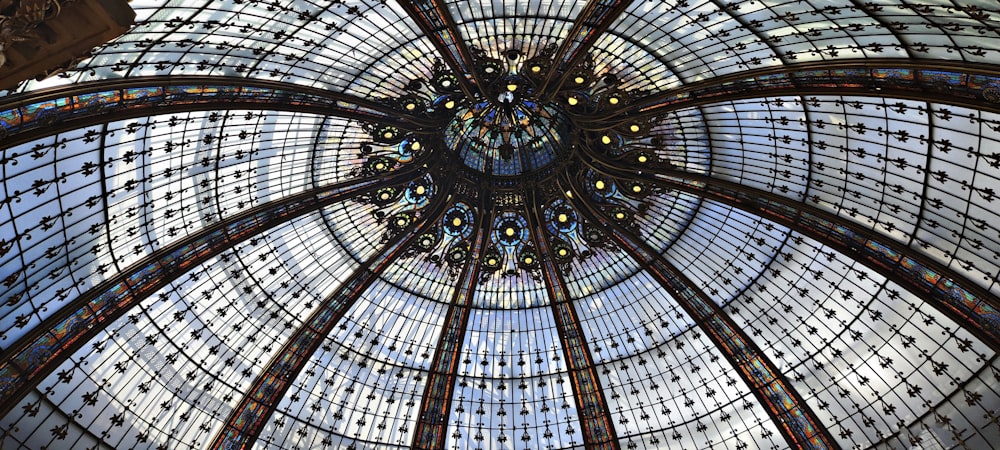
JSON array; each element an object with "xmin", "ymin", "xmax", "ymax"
[
  {"xmin": 4, "ymin": 1, "xmax": 1000, "ymax": 449},
  {"xmin": 0, "ymin": 76, "xmax": 435, "ymax": 148},
  {"xmin": 395, "ymin": 0, "xmax": 482, "ymax": 99},
  {"xmin": 209, "ymin": 183, "xmax": 453, "ymax": 450},
  {"xmin": 526, "ymin": 190, "xmax": 621, "ymax": 450},
  {"xmin": 411, "ymin": 196, "xmax": 490, "ymax": 449},
  {"xmin": 592, "ymin": 60, "xmax": 1000, "ymax": 125},
  {"xmin": 563, "ymin": 172, "xmax": 839, "ymax": 450},
  {"xmin": 589, "ymin": 157, "xmax": 1000, "ymax": 352},
  {"xmin": 537, "ymin": 0, "xmax": 635, "ymax": 99},
  {"xmin": 0, "ymin": 158, "xmax": 433, "ymax": 418}
]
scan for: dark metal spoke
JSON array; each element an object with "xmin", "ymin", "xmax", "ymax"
[
  {"xmin": 561, "ymin": 174, "xmax": 841, "ymax": 450},
  {"xmin": 539, "ymin": 0, "xmax": 635, "ymax": 99},
  {"xmin": 0, "ymin": 160, "xmax": 434, "ymax": 418},
  {"xmin": 4, "ymin": 2, "xmax": 1000, "ymax": 449},
  {"xmin": 0, "ymin": 76, "xmax": 437, "ymax": 150},
  {"xmin": 209, "ymin": 183, "xmax": 455, "ymax": 450},
  {"xmin": 412, "ymin": 195, "xmax": 493, "ymax": 450},
  {"xmin": 583, "ymin": 153, "xmax": 1000, "ymax": 352},
  {"xmin": 396, "ymin": 0, "xmax": 484, "ymax": 99},
  {"xmin": 585, "ymin": 59, "xmax": 1000, "ymax": 125},
  {"xmin": 524, "ymin": 190, "xmax": 621, "ymax": 450}
]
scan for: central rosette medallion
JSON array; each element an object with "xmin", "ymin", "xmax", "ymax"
[{"xmin": 443, "ymin": 77, "xmax": 572, "ymax": 178}]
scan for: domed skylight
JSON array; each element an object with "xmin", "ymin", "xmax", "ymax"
[{"xmin": 1, "ymin": 1, "xmax": 1000, "ymax": 450}]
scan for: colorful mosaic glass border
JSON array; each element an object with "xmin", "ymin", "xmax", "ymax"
[
  {"xmin": 0, "ymin": 78, "xmax": 418, "ymax": 145},
  {"xmin": 626, "ymin": 65, "xmax": 1000, "ymax": 118},
  {"xmin": 536, "ymin": 225, "xmax": 619, "ymax": 450},
  {"xmin": 412, "ymin": 214, "xmax": 487, "ymax": 449}
]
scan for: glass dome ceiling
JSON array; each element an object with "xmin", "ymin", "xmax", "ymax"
[{"xmin": 2, "ymin": 0, "xmax": 1000, "ymax": 449}]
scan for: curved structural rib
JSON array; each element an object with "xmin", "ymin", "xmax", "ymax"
[
  {"xmin": 525, "ymin": 191, "xmax": 621, "ymax": 450},
  {"xmin": 0, "ymin": 162, "xmax": 431, "ymax": 418},
  {"xmin": 0, "ymin": 76, "xmax": 434, "ymax": 149},
  {"xmin": 396, "ymin": 0, "xmax": 483, "ymax": 99},
  {"xmin": 562, "ymin": 175, "xmax": 840, "ymax": 450},
  {"xmin": 588, "ymin": 60, "xmax": 1000, "ymax": 125},
  {"xmin": 538, "ymin": 0, "xmax": 636, "ymax": 98},
  {"xmin": 589, "ymin": 158, "xmax": 1000, "ymax": 352},
  {"xmin": 209, "ymin": 184, "xmax": 454, "ymax": 450},
  {"xmin": 412, "ymin": 196, "xmax": 491, "ymax": 450}
]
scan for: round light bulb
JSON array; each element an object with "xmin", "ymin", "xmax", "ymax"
[
  {"xmin": 444, "ymin": 100, "xmax": 455, "ymax": 109},
  {"xmin": 595, "ymin": 180, "xmax": 606, "ymax": 190},
  {"xmin": 567, "ymin": 97, "xmax": 579, "ymax": 106},
  {"xmin": 638, "ymin": 155, "xmax": 648, "ymax": 163},
  {"xmin": 397, "ymin": 218, "xmax": 407, "ymax": 227},
  {"xmin": 557, "ymin": 213, "xmax": 568, "ymax": 223},
  {"xmin": 629, "ymin": 124, "xmax": 640, "ymax": 132},
  {"xmin": 615, "ymin": 212, "xmax": 625, "ymax": 220},
  {"xmin": 441, "ymin": 79, "xmax": 452, "ymax": 87},
  {"xmin": 415, "ymin": 185, "xmax": 426, "ymax": 195},
  {"xmin": 574, "ymin": 76, "xmax": 585, "ymax": 84},
  {"xmin": 505, "ymin": 227, "xmax": 516, "ymax": 237},
  {"xmin": 375, "ymin": 162, "xmax": 386, "ymax": 170},
  {"xmin": 523, "ymin": 257, "xmax": 533, "ymax": 264},
  {"xmin": 380, "ymin": 192, "xmax": 390, "ymax": 200},
  {"xmin": 558, "ymin": 249, "xmax": 568, "ymax": 256},
  {"xmin": 609, "ymin": 96, "xmax": 619, "ymax": 105},
  {"xmin": 383, "ymin": 131, "xmax": 394, "ymax": 139},
  {"xmin": 601, "ymin": 135, "xmax": 612, "ymax": 145},
  {"xmin": 452, "ymin": 218, "xmax": 462, "ymax": 227},
  {"xmin": 632, "ymin": 185, "xmax": 642, "ymax": 193},
  {"xmin": 531, "ymin": 65, "xmax": 541, "ymax": 73},
  {"xmin": 405, "ymin": 103, "xmax": 416, "ymax": 111},
  {"xmin": 488, "ymin": 258, "xmax": 497, "ymax": 266},
  {"xmin": 506, "ymin": 83, "xmax": 518, "ymax": 92},
  {"xmin": 411, "ymin": 141, "xmax": 421, "ymax": 150}
]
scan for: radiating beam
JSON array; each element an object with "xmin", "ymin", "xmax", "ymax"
[
  {"xmin": 525, "ymin": 191, "xmax": 620, "ymax": 450},
  {"xmin": 0, "ymin": 161, "xmax": 432, "ymax": 418},
  {"xmin": 539, "ymin": 0, "xmax": 634, "ymax": 98},
  {"xmin": 561, "ymin": 175, "xmax": 840, "ymax": 450},
  {"xmin": 586, "ymin": 156, "xmax": 1000, "ymax": 352},
  {"xmin": 210, "ymin": 184, "xmax": 454, "ymax": 450},
  {"xmin": 587, "ymin": 60, "xmax": 1000, "ymax": 125},
  {"xmin": 412, "ymin": 195, "xmax": 491, "ymax": 449},
  {"xmin": 0, "ymin": 76, "xmax": 435, "ymax": 150},
  {"xmin": 396, "ymin": 0, "xmax": 482, "ymax": 99}
]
